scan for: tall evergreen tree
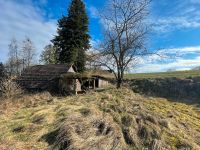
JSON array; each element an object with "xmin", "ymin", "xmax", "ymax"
[{"xmin": 53, "ymin": 0, "xmax": 90, "ymax": 72}]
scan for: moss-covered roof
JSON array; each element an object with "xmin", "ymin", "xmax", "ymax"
[
  {"xmin": 61, "ymin": 72, "xmax": 95, "ymax": 79},
  {"xmin": 60, "ymin": 70, "xmax": 113, "ymax": 80}
]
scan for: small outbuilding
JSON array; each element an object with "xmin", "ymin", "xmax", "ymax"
[
  {"xmin": 17, "ymin": 64, "xmax": 110, "ymax": 95},
  {"xmin": 17, "ymin": 64, "xmax": 81, "ymax": 94}
]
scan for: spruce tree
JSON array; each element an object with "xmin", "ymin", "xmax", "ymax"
[{"xmin": 53, "ymin": 0, "xmax": 90, "ymax": 72}]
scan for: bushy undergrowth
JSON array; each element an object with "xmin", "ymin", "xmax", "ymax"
[
  {"xmin": 130, "ymin": 77, "xmax": 200, "ymax": 100},
  {"xmin": 0, "ymin": 78, "xmax": 23, "ymax": 100}
]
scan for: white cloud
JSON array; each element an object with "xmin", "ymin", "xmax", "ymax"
[
  {"xmin": 158, "ymin": 46, "xmax": 200, "ymax": 57},
  {"xmin": 0, "ymin": 0, "xmax": 57, "ymax": 62},
  {"xmin": 88, "ymin": 39, "xmax": 101, "ymax": 54},
  {"xmin": 135, "ymin": 56, "xmax": 200, "ymax": 73},
  {"xmin": 134, "ymin": 46, "xmax": 200, "ymax": 73}
]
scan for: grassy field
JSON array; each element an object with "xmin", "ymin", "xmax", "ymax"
[
  {"xmin": 125, "ymin": 70, "xmax": 200, "ymax": 79},
  {"xmin": 0, "ymin": 88, "xmax": 200, "ymax": 149}
]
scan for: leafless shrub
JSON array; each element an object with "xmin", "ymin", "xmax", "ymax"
[{"xmin": 0, "ymin": 78, "xmax": 23, "ymax": 99}]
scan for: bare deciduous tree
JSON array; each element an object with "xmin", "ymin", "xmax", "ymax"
[
  {"xmin": 21, "ymin": 37, "xmax": 36, "ymax": 68},
  {"xmin": 40, "ymin": 44, "xmax": 57, "ymax": 64},
  {"xmin": 96, "ymin": 0, "xmax": 151, "ymax": 88},
  {"xmin": 7, "ymin": 38, "xmax": 21, "ymax": 75}
]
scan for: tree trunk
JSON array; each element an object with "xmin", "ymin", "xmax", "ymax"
[{"xmin": 117, "ymin": 78, "xmax": 122, "ymax": 89}]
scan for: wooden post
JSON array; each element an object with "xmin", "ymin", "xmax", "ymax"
[
  {"xmin": 89, "ymin": 80, "xmax": 91, "ymax": 89},
  {"xmin": 74, "ymin": 79, "xmax": 77, "ymax": 95},
  {"xmin": 93, "ymin": 79, "xmax": 96, "ymax": 90}
]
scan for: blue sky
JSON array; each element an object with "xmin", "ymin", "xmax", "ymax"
[{"xmin": 0, "ymin": 0, "xmax": 200, "ymax": 73}]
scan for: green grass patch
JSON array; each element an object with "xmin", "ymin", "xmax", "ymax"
[{"xmin": 125, "ymin": 70, "xmax": 200, "ymax": 79}]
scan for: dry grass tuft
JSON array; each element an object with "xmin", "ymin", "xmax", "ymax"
[
  {"xmin": 145, "ymin": 114, "xmax": 158, "ymax": 124},
  {"xmin": 121, "ymin": 114, "xmax": 134, "ymax": 127},
  {"xmin": 149, "ymin": 139, "xmax": 165, "ymax": 150},
  {"xmin": 12, "ymin": 125, "xmax": 25, "ymax": 133},
  {"xmin": 0, "ymin": 141, "xmax": 32, "ymax": 150},
  {"xmin": 79, "ymin": 108, "xmax": 91, "ymax": 117},
  {"xmin": 32, "ymin": 114, "xmax": 45, "ymax": 124},
  {"xmin": 159, "ymin": 119, "xmax": 171, "ymax": 129},
  {"xmin": 0, "ymin": 91, "xmax": 54, "ymax": 115},
  {"xmin": 122, "ymin": 127, "xmax": 139, "ymax": 148},
  {"xmin": 53, "ymin": 109, "xmax": 126, "ymax": 150}
]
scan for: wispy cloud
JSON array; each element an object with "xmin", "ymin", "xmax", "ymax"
[
  {"xmin": 153, "ymin": 16, "xmax": 200, "ymax": 32},
  {"xmin": 89, "ymin": 6, "xmax": 99, "ymax": 19},
  {"xmin": 158, "ymin": 46, "xmax": 200, "ymax": 57},
  {"xmin": 152, "ymin": 0, "xmax": 200, "ymax": 33},
  {"xmin": 190, "ymin": 0, "xmax": 200, "ymax": 4},
  {"xmin": 0, "ymin": 0, "xmax": 57, "ymax": 62}
]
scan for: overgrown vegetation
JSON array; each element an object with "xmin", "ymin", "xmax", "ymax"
[{"xmin": 0, "ymin": 88, "xmax": 199, "ymax": 149}]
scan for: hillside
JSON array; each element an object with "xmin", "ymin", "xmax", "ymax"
[
  {"xmin": 125, "ymin": 70, "xmax": 200, "ymax": 79},
  {"xmin": 0, "ymin": 88, "xmax": 200, "ymax": 150}
]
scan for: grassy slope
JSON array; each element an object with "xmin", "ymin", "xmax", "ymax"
[
  {"xmin": 125, "ymin": 70, "xmax": 200, "ymax": 79},
  {"xmin": 0, "ymin": 88, "xmax": 200, "ymax": 149}
]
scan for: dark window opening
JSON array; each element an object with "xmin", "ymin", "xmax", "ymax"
[{"xmin": 95, "ymin": 79, "xmax": 99, "ymax": 88}]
